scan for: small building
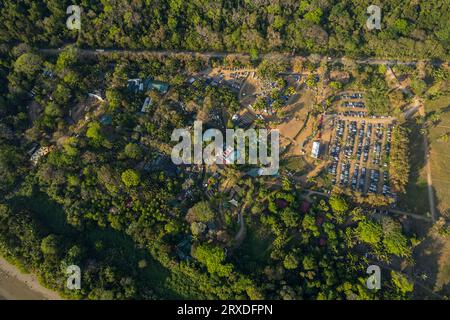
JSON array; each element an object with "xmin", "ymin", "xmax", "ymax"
[
  {"xmin": 141, "ymin": 97, "xmax": 152, "ymax": 113},
  {"xmin": 229, "ymin": 199, "xmax": 239, "ymax": 207},
  {"xmin": 127, "ymin": 79, "xmax": 141, "ymax": 93},
  {"xmin": 88, "ymin": 92, "xmax": 104, "ymax": 102},
  {"xmin": 188, "ymin": 77, "xmax": 196, "ymax": 84},
  {"xmin": 128, "ymin": 78, "xmax": 169, "ymax": 95},
  {"xmin": 100, "ymin": 114, "xmax": 113, "ymax": 126},
  {"xmin": 311, "ymin": 141, "xmax": 321, "ymax": 159},
  {"xmin": 30, "ymin": 146, "xmax": 53, "ymax": 166}
]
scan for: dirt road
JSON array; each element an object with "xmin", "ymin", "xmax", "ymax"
[{"xmin": 38, "ymin": 48, "xmax": 448, "ymax": 67}]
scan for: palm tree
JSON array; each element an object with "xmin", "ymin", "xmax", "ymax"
[
  {"xmin": 429, "ymin": 111, "xmax": 441, "ymax": 125},
  {"xmin": 437, "ymin": 133, "xmax": 449, "ymax": 143}
]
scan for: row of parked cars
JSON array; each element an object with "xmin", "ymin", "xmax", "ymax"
[
  {"xmin": 335, "ymin": 92, "xmax": 364, "ymax": 100},
  {"xmin": 328, "ymin": 120, "xmax": 345, "ymax": 185},
  {"xmin": 341, "ymin": 111, "xmax": 367, "ymax": 117},
  {"xmin": 344, "ymin": 121, "xmax": 358, "ymax": 158},
  {"xmin": 342, "ymin": 101, "xmax": 365, "ymax": 108},
  {"xmin": 372, "ymin": 124, "xmax": 385, "ymax": 166},
  {"xmin": 368, "ymin": 169, "xmax": 380, "ymax": 193},
  {"xmin": 340, "ymin": 162, "xmax": 351, "ymax": 186},
  {"xmin": 384, "ymin": 125, "xmax": 393, "ymax": 167},
  {"xmin": 356, "ymin": 121, "xmax": 366, "ymax": 161},
  {"xmin": 362, "ymin": 123, "xmax": 372, "ymax": 162}
]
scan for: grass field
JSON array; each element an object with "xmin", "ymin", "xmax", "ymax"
[
  {"xmin": 282, "ymin": 156, "xmax": 314, "ymax": 176},
  {"xmin": 426, "ymin": 94, "xmax": 450, "ymax": 218}
]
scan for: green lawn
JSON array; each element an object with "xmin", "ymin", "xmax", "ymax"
[
  {"xmin": 426, "ymin": 94, "xmax": 450, "ymax": 217},
  {"xmin": 282, "ymin": 156, "xmax": 314, "ymax": 176}
]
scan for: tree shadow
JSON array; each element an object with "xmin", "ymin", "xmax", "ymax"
[{"xmin": 398, "ymin": 120, "xmax": 428, "ymax": 214}]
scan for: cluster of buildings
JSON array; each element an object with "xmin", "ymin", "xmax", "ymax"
[
  {"xmin": 127, "ymin": 77, "xmax": 170, "ymax": 114},
  {"xmin": 127, "ymin": 78, "xmax": 169, "ymax": 94}
]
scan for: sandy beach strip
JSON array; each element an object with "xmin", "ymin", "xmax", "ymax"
[{"xmin": 0, "ymin": 256, "xmax": 62, "ymax": 300}]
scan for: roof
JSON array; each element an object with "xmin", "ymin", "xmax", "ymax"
[
  {"xmin": 141, "ymin": 97, "xmax": 152, "ymax": 113},
  {"xmin": 127, "ymin": 78, "xmax": 169, "ymax": 94},
  {"xmin": 246, "ymin": 168, "xmax": 261, "ymax": 177},
  {"xmin": 30, "ymin": 146, "xmax": 53, "ymax": 165},
  {"xmin": 311, "ymin": 141, "xmax": 320, "ymax": 158},
  {"xmin": 100, "ymin": 114, "xmax": 112, "ymax": 125},
  {"xmin": 149, "ymin": 80, "xmax": 169, "ymax": 93}
]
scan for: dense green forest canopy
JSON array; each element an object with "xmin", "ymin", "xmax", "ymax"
[
  {"xmin": 0, "ymin": 42, "xmax": 423, "ymax": 299},
  {"xmin": 0, "ymin": 0, "xmax": 449, "ymax": 59},
  {"xmin": 0, "ymin": 1, "xmax": 448, "ymax": 301}
]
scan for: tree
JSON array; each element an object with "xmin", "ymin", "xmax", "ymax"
[
  {"xmin": 292, "ymin": 58, "xmax": 304, "ymax": 73},
  {"xmin": 63, "ymin": 137, "xmax": 79, "ymax": 157},
  {"xmin": 86, "ymin": 121, "xmax": 104, "ymax": 144},
  {"xmin": 380, "ymin": 216, "xmax": 411, "ymax": 258},
  {"xmin": 106, "ymin": 89, "xmax": 122, "ymax": 110},
  {"xmin": 186, "ymin": 201, "xmax": 215, "ymax": 223},
  {"xmin": 257, "ymin": 57, "xmax": 288, "ymax": 80},
  {"xmin": 281, "ymin": 208, "xmax": 299, "ymax": 228},
  {"xmin": 192, "ymin": 244, "xmax": 233, "ymax": 277},
  {"xmin": 283, "ymin": 253, "xmax": 299, "ymax": 270},
  {"xmin": 389, "ymin": 126, "xmax": 410, "ymax": 193},
  {"xmin": 13, "ymin": 53, "xmax": 43, "ymax": 78},
  {"xmin": 41, "ymin": 235, "xmax": 60, "ymax": 256},
  {"xmin": 355, "ymin": 220, "xmax": 383, "ymax": 246},
  {"xmin": 302, "ymin": 255, "xmax": 316, "ymax": 271},
  {"xmin": 124, "ymin": 143, "xmax": 142, "ymax": 160},
  {"xmin": 121, "ymin": 169, "xmax": 140, "ymax": 188},
  {"xmin": 391, "ymin": 271, "xmax": 413, "ymax": 295},
  {"xmin": 437, "ymin": 133, "xmax": 449, "ymax": 142},
  {"xmin": 393, "ymin": 19, "xmax": 409, "ymax": 35},
  {"xmin": 383, "ymin": 231, "xmax": 411, "ymax": 258},
  {"xmin": 429, "ymin": 111, "xmax": 441, "ymax": 125},
  {"xmin": 304, "ymin": 8, "xmax": 323, "ymax": 24},
  {"xmin": 411, "ymin": 78, "xmax": 427, "ymax": 96},
  {"xmin": 56, "ymin": 46, "xmax": 78, "ymax": 72},
  {"xmin": 329, "ymin": 195, "xmax": 349, "ymax": 214},
  {"xmin": 190, "ymin": 222, "xmax": 206, "ymax": 237}
]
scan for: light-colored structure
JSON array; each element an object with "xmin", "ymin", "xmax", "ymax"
[
  {"xmin": 30, "ymin": 146, "xmax": 53, "ymax": 166},
  {"xmin": 311, "ymin": 141, "xmax": 321, "ymax": 158}
]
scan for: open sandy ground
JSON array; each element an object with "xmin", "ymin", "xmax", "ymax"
[{"xmin": 0, "ymin": 256, "xmax": 61, "ymax": 300}]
